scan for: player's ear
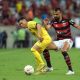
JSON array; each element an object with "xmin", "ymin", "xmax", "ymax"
[{"xmin": 19, "ymin": 20, "xmax": 22, "ymax": 26}]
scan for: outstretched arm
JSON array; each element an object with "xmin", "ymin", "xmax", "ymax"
[
  {"xmin": 73, "ymin": 24, "xmax": 80, "ymax": 30},
  {"xmin": 69, "ymin": 19, "xmax": 80, "ymax": 30},
  {"xmin": 43, "ymin": 19, "xmax": 52, "ymax": 30}
]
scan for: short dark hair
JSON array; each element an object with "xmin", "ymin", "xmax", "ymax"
[
  {"xmin": 17, "ymin": 17, "xmax": 25, "ymax": 22},
  {"xmin": 54, "ymin": 8, "xmax": 62, "ymax": 12}
]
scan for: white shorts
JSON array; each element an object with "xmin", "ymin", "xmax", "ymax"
[{"xmin": 53, "ymin": 39, "xmax": 73, "ymax": 50}]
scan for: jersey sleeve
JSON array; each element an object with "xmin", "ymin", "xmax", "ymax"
[
  {"xmin": 27, "ymin": 21, "xmax": 37, "ymax": 29},
  {"xmin": 69, "ymin": 19, "xmax": 75, "ymax": 26}
]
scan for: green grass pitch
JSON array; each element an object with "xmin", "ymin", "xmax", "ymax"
[{"xmin": 0, "ymin": 48, "xmax": 80, "ymax": 80}]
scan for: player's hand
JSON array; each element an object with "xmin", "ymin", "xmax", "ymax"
[
  {"xmin": 43, "ymin": 18, "xmax": 49, "ymax": 25},
  {"xmin": 39, "ymin": 37, "xmax": 43, "ymax": 42}
]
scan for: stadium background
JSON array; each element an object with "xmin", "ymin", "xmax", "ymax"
[
  {"xmin": 0, "ymin": 0, "xmax": 80, "ymax": 80},
  {"xmin": 0, "ymin": 0, "xmax": 80, "ymax": 48}
]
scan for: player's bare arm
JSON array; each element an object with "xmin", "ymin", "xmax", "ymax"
[
  {"xmin": 73, "ymin": 24, "xmax": 80, "ymax": 30},
  {"xmin": 43, "ymin": 19, "xmax": 52, "ymax": 30},
  {"xmin": 46, "ymin": 24, "xmax": 51, "ymax": 30}
]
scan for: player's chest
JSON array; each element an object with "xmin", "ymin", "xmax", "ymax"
[{"xmin": 52, "ymin": 21, "xmax": 69, "ymax": 28}]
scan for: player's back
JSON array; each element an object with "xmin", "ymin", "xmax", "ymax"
[
  {"xmin": 27, "ymin": 21, "xmax": 51, "ymax": 38},
  {"xmin": 51, "ymin": 18, "xmax": 72, "ymax": 40}
]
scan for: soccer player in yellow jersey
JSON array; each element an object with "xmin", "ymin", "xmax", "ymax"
[{"xmin": 18, "ymin": 18, "xmax": 57, "ymax": 74}]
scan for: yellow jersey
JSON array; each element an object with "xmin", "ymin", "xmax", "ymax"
[{"xmin": 27, "ymin": 21, "xmax": 51, "ymax": 39}]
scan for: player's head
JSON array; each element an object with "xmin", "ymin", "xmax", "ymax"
[
  {"xmin": 53, "ymin": 8, "xmax": 62, "ymax": 20},
  {"xmin": 17, "ymin": 17, "xmax": 28, "ymax": 28}
]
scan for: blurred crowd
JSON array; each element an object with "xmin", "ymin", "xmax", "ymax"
[
  {"xmin": 11, "ymin": 28, "xmax": 30, "ymax": 48},
  {"xmin": 0, "ymin": 28, "xmax": 30, "ymax": 48},
  {"xmin": 0, "ymin": 0, "xmax": 80, "ymax": 25},
  {"xmin": 0, "ymin": 31, "xmax": 7, "ymax": 48}
]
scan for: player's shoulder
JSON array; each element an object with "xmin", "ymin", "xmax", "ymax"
[
  {"xmin": 28, "ymin": 21, "xmax": 37, "ymax": 24},
  {"xmin": 27, "ymin": 21, "xmax": 37, "ymax": 28},
  {"xmin": 63, "ymin": 17, "xmax": 74, "ymax": 23},
  {"xmin": 62, "ymin": 16, "xmax": 71, "ymax": 21},
  {"xmin": 28, "ymin": 21, "xmax": 37, "ymax": 26},
  {"xmin": 63, "ymin": 16, "xmax": 75, "ymax": 25}
]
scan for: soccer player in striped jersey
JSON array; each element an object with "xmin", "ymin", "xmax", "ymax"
[{"xmin": 43, "ymin": 8, "xmax": 80, "ymax": 75}]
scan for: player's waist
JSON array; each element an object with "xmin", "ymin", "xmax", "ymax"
[
  {"xmin": 57, "ymin": 37, "xmax": 73, "ymax": 40},
  {"xmin": 42, "ymin": 35, "xmax": 52, "ymax": 40}
]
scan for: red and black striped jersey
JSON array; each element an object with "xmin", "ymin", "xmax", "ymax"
[{"xmin": 50, "ymin": 18, "xmax": 75, "ymax": 40}]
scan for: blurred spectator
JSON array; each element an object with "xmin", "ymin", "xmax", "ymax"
[
  {"xmin": 16, "ymin": 0, "xmax": 27, "ymax": 16},
  {"xmin": 33, "ymin": 16, "xmax": 42, "ymax": 24},
  {"xmin": 16, "ymin": 0, "xmax": 23, "ymax": 15},
  {"xmin": 39, "ymin": 3, "xmax": 50, "ymax": 16},
  {"xmin": 0, "ymin": 0, "xmax": 80, "ymax": 25},
  {"xmin": 17, "ymin": 28, "xmax": 26, "ymax": 48},
  {"xmin": 11, "ymin": 29, "xmax": 18, "ymax": 48},
  {"xmin": 50, "ymin": 0, "xmax": 59, "ymax": 9},
  {"xmin": 20, "ymin": 2, "xmax": 27, "ymax": 16},
  {"xmin": 33, "ymin": 9, "xmax": 42, "ymax": 24},
  {"xmin": 0, "ymin": 32, "xmax": 2, "ymax": 48},
  {"xmin": 24, "ymin": 30, "xmax": 30, "ymax": 48},
  {"xmin": 1, "ymin": 0, "xmax": 10, "ymax": 25},
  {"xmin": 1, "ymin": 31, "xmax": 8, "ymax": 48},
  {"xmin": 27, "ymin": 8, "xmax": 34, "ymax": 20},
  {"xmin": 66, "ymin": 0, "xmax": 72, "ymax": 10},
  {"xmin": 30, "ymin": 0, "xmax": 38, "ymax": 15}
]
